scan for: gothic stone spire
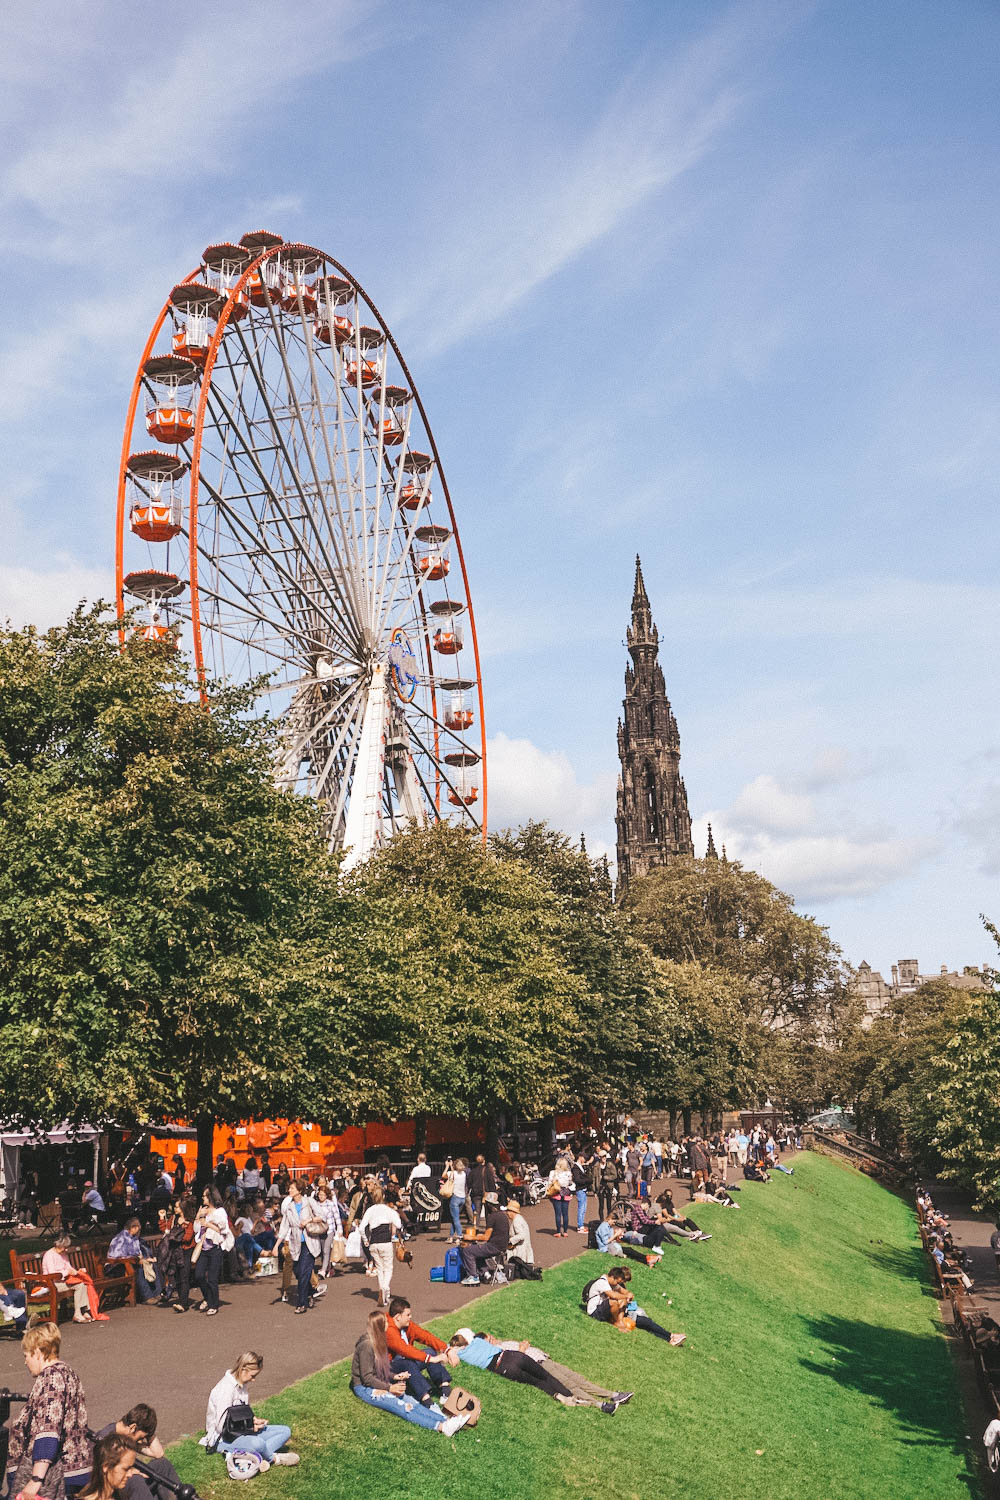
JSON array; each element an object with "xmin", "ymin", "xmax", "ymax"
[{"xmin": 615, "ymin": 556, "xmax": 694, "ymax": 896}]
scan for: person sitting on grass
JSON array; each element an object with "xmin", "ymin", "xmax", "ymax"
[
  {"xmin": 692, "ymin": 1179, "xmax": 740, "ymax": 1208},
  {"xmin": 448, "ymin": 1329, "xmax": 583, "ymax": 1405},
  {"xmin": 655, "ymin": 1191, "xmax": 711, "ymax": 1238},
  {"xmin": 584, "ymin": 1266, "xmax": 686, "ymax": 1346},
  {"xmin": 351, "ymin": 1311, "xmax": 471, "ymax": 1436},
  {"xmin": 743, "ymin": 1159, "xmax": 770, "ymax": 1183},
  {"xmin": 385, "ymin": 1297, "xmax": 453, "ymax": 1407},
  {"xmin": 202, "ymin": 1350, "xmax": 299, "ymax": 1468},
  {"xmin": 628, "ymin": 1199, "xmax": 710, "ymax": 1247},
  {"xmin": 95, "ymin": 1403, "xmax": 183, "ymax": 1500}
]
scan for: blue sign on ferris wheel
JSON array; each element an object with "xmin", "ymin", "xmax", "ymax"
[{"xmin": 388, "ymin": 628, "xmax": 418, "ymax": 702}]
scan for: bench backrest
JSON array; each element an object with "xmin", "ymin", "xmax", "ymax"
[{"xmin": 11, "ymin": 1243, "xmax": 113, "ymax": 1280}]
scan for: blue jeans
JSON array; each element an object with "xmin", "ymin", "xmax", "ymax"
[
  {"xmin": 390, "ymin": 1354, "xmax": 451, "ymax": 1404},
  {"xmin": 218, "ymin": 1424, "xmax": 292, "ymax": 1461},
  {"xmin": 352, "ymin": 1384, "xmax": 443, "ymax": 1430},
  {"xmin": 552, "ymin": 1197, "xmax": 569, "ymax": 1233},
  {"xmin": 0, "ymin": 1290, "xmax": 26, "ymax": 1329},
  {"xmin": 450, "ymin": 1195, "xmax": 465, "ymax": 1237},
  {"xmin": 235, "ymin": 1233, "xmax": 259, "ymax": 1268},
  {"xmin": 575, "ymin": 1188, "xmax": 588, "ymax": 1229}
]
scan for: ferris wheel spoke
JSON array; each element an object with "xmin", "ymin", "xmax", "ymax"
[
  {"xmin": 406, "ymin": 695, "xmax": 479, "ymax": 761},
  {"xmin": 195, "ymin": 462, "xmax": 360, "ymax": 664},
  {"xmin": 370, "ymin": 405, "xmax": 416, "ymax": 636},
  {"xmin": 291, "ymin": 286, "xmax": 370, "ymax": 633},
  {"xmin": 406, "ymin": 718, "xmax": 482, "ymax": 831},
  {"xmin": 198, "ymin": 395, "xmax": 362, "ymax": 664},
  {"xmin": 254, "ymin": 294, "xmax": 370, "ymax": 638},
  {"xmin": 278, "ymin": 677, "xmax": 365, "ymax": 793},
  {"xmin": 220, "ymin": 321, "xmax": 367, "ymax": 650},
  {"xmin": 278, "ymin": 676, "xmax": 365, "ymax": 772}
]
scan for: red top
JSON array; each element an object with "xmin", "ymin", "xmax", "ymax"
[{"xmin": 385, "ymin": 1318, "xmax": 447, "ymax": 1364}]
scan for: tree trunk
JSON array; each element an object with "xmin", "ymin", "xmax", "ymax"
[
  {"xmin": 682, "ymin": 1106, "xmax": 692, "ymax": 1135},
  {"xmin": 485, "ymin": 1107, "xmax": 500, "ymax": 1166},
  {"xmin": 414, "ymin": 1112, "xmax": 428, "ymax": 1155},
  {"xmin": 195, "ymin": 1114, "xmax": 215, "ymax": 1189}
]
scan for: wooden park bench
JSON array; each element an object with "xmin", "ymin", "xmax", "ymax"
[{"xmin": 9, "ymin": 1241, "xmax": 136, "ymax": 1324}]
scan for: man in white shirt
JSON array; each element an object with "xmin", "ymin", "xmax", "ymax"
[{"xmin": 406, "ymin": 1155, "xmax": 432, "ymax": 1191}]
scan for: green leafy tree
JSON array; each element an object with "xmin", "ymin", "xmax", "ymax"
[
  {"xmin": 0, "ymin": 606, "xmax": 349, "ymax": 1174},
  {"xmin": 343, "ymin": 822, "xmax": 583, "ymax": 1134},
  {"xmin": 623, "ymin": 856, "xmax": 850, "ymax": 1037}
]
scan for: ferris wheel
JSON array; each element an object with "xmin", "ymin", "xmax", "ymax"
[{"xmin": 115, "ymin": 233, "xmax": 486, "ymax": 867}]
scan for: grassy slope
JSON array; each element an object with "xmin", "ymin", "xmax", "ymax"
[{"xmin": 171, "ymin": 1153, "xmax": 976, "ymax": 1500}]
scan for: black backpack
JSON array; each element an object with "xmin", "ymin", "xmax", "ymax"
[
  {"xmin": 209, "ymin": 1404, "xmax": 255, "ymax": 1452},
  {"xmin": 509, "ymin": 1256, "xmax": 543, "ymax": 1281},
  {"xmin": 587, "ymin": 1223, "xmax": 599, "ymax": 1250}
]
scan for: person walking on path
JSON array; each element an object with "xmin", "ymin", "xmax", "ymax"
[
  {"xmin": 467, "ymin": 1156, "xmax": 497, "ymax": 1221},
  {"xmin": 193, "ymin": 1187, "xmax": 231, "ymax": 1316},
  {"xmin": 359, "ymin": 1187, "xmax": 403, "ymax": 1308},
  {"xmin": 594, "ymin": 1147, "xmax": 619, "ymax": 1223},
  {"xmin": 441, "ymin": 1157, "xmax": 467, "ymax": 1243},
  {"xmin": 275, "ymin": 1180, "xmax": 325, "ymax": 1315},
  {"xmin": 547, "ymin": 1158, "xmax": 574, "ymax": 1238}
]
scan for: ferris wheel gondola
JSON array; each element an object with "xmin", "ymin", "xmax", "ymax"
[{"xmin": 115, "ymin": 233, "xmax": 487, "ymax": 867}]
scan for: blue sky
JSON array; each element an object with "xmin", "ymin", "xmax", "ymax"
[{"xmin": 2, "ymin": 0, "xmax": 998, "ymax": 976}]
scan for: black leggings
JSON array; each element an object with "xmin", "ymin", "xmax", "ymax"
[
  {"xmin": 492, "ymin": 1349, "xmax": 571, "ymax": 1398},
  {"xmin": 590, "ymin": 1302, "xmax": 673, "ymax": 1341}
]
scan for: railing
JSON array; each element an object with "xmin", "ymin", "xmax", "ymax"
[{"xmin": 804, "ymin": 1128, "xmax": 908, "ymax": 1185}]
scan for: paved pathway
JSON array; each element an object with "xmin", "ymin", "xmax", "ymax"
[
  {"xmin": 925, "ymin": 1181, "xmax": 1000, "ymax": 1315},
  {"xmin": 0, "ymin": 1200, "xmax": 593, "ymax": 1442}
]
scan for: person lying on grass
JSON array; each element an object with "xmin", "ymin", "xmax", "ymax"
[
  {"xmin": 692, "ymin": 1179, "xmax": 740, "ymax": 1208},
  {"xmin": 385, "ymin": 1296, "xmax": 454, "ymax": 1407},
  {"xmin": 584, "ymin": 1266, "xmax": 686, "ymax": 1346},
  {"xmin": 451, "ymin": 1328, "xmax": 634, "ymax": 1415},
  {"xmin": 352, "ymin": 1311, "xmax": 471, "ymax": 1436},
  {"xmin": 448, "ymin": 1329, "xmax": 585, "ymax": 1405},
  {"xmin": 765, "ymin": 1152, "xmax": 794, "ymax": 1176}
]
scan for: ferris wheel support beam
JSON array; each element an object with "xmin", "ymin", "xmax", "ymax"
[
  {"xmin": 276, "ymin": 676, "xmax": 364, "ymax": 786},
  {"xmin": 200, "ymin": 390, "xmax": 363, "ymax": 665},
  {"xmin": 257, "ymin": 293, "xmax": 370, "ymax": 641},
  {"xmin": 340, "ymin": 665, "xmax": 389, "ymax": 871}
]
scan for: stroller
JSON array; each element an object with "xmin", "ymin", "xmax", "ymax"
[
  {"xmin": 521, "ymin": 1168, "xmax": 549, "ymax": 1206},
  {"xmin": 410, "ymin": 1178, "xmax": 442, "ymax": 1232}
]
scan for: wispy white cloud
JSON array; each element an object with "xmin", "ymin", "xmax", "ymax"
[
  {"xmin": 395, "ymin": 6, "xmax": 788, "ymax": 354},
  {"xmin": 486, "ymin": 730, "xmax": 616, "ymax": 858},
  {"xmin": 0, "ymin": 561, "xmax": 108, "ymax": 630}
]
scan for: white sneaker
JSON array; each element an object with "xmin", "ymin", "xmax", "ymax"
[
  {"xmin": 272, "ymin": 1451, "xmax": 300, "ymax": 1466},
  {"xmin": 312, "ymin": 1283, "xmax": 327, "ymax": 1297},
  {"xmin": 440, "ymin": 1414, "xmax": 470, "ymax": 1437}
]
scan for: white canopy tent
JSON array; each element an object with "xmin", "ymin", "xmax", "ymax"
[{"xmin": 0, "ymin": 1123, "xmax": 101, "ymax": 1205}]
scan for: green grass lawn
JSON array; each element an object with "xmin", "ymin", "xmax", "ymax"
[{"xmin": 171, "ymin": 1153, "xmax": 977, "ymax": 1500}]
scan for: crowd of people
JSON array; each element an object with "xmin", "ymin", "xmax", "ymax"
[{"xmin": 2, "ymin": 1117, "xmax": 803, "ymax": 1491}]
